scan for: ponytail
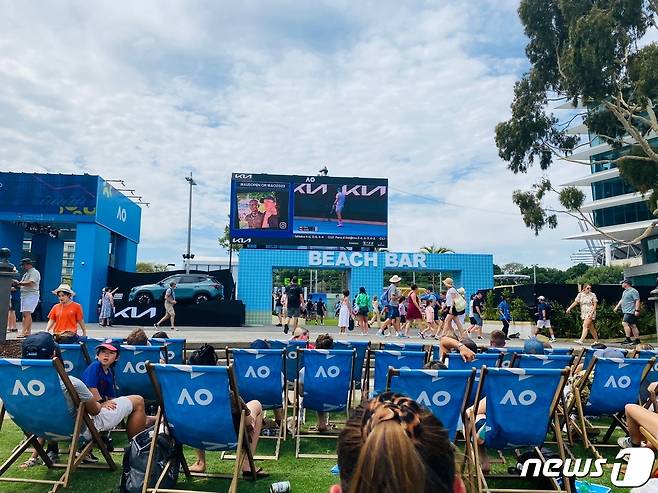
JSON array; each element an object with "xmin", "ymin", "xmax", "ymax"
[{"xmin": 347, "ymin": 420, "xmax": 424, "ymax": 493}]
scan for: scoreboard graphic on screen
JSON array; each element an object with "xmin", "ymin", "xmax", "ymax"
[{"xmin": 229, "ymin": 173, "xmax": 388, "ymax": 248}]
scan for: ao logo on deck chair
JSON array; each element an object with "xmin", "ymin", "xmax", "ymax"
[
  {"xmin": 315, "ymin": 366, "xmax": 340, "ymax": 378},
  {"xmin": 12, "ymin": 379, "xmax": 45, "ymax": 397},
  {"xmin": 604, "ymin": 375, "xmax": 631, "ymax": 388},
  {"xmin": 416, "ymin": 390, "xmax": 451, "ymax": 407},
  {"xmin": 244, "ymin": 366, "xmax": 270, "ymax": 378},
  {"xmin": 177, "ymin": 388, "xmax": 213, "ymax": 406},
  {"xmin": 500, "ymin": 389, "xmax": 537, "ymax": 406},
  {"xmin": 123, "ymin": 361, "xmax": 147, "ymax": 374}
]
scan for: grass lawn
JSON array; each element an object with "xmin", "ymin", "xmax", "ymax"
[{"xmin": 0, "ymin": 412, "xmax": 639, "ymax": 493}]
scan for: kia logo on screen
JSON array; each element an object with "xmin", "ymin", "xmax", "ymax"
[
  {"xmin": 233, "ymin": 238, "xmax": 252, "ymax": 244},
  {"xmin": 234, "ymin": 174, "xmax": 252, "ymax": 179}
]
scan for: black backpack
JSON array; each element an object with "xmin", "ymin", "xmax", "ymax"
[
  {"xmin": 188, "ymin": 344, "xmax": 217, "ymax": 366},
  {"xmin": 509, "ymin": 448, "xmax": 575, "ymax": 491},
  {"xmin": 119, "ymin": 425, "xmax": 179, "ymax": 493}
]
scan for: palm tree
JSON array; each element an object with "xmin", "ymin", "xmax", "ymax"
[
  {"xmin": 420, "ymin": 245, "xmax": 455, "ymax": 254},
  {"xmin": 419, "ymin": 245, "xmax": 455, "ymax": 289}
]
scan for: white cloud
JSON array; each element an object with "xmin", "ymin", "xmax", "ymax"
[{"xmin": 0, "ymin": 0, "xmax": 589, "ymax": 269}]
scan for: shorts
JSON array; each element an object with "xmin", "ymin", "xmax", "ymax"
[
  {"xmin": 400, "ymin": 315, "xmax": 407, "ymax": 324},
  {"xmin": 623, "ymin": 313, "xmax": 638, "ymax": 325},
  {"xmin": 469, "ymin": 317, "xmax": 477, "ymax": 325},
  {"xmin": 164, "ymin": 302, "xmax": 175, "ymax": 316},
  {"xmin": 275, "ymin": 305, "xmax": 283, "ymax": 315},
  {"xmin": 20, "ymin": 293, "xmax": 39, "ymax": 313},
  {"xmin": 386, "ymin": 306, "xmax": 400, "ymax": 320},
  {"xmin": 288, "ymin": 306, "xmax": 301, "ymax": 318},
  {"xmin": 357, "ymin": 306, "xmax": 369, "ymax": 317},
  {"xmin": 473, "ymin": 314, "xmax": 483, "ymax": 327},
  {"xmin": 84, "ymin": 396, "xmax": 134, "ymax": 439},
  {"xmin": 450, "ymin": 306, "xmax": 465, "ymax": 316},
  {"xmin": 537, "ymin": 319, "xmax": 551, "ymax": 329}
]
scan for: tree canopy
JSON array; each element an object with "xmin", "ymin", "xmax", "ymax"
[{"xmin": 496, "ymin": 0, "xmax": 658, "ymax": 244}]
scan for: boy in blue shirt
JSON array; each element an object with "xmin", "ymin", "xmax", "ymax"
[
  {"xmin": 497, "ymin": 296, "xmax": 511, "ymax": 337},
  {"xmin": 82, "ymin": 342, "xmax": 118, "ymax": 402}
]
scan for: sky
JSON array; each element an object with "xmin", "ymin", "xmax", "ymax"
[{"xmin": 0, "ymin": 0, "xmax": 593, "ymax": 268}]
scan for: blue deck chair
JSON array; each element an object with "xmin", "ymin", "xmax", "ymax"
[
  {"xmin": 380, "ymin": 341, "xmax": 425, "ymax": 352},
  {"xmin": 486, "ymin": 347, "xmax": 525, "ymax": 367},
  {"xmin": 333, "ymin": 340, "xmax": 370, "ymax": 394},
  {"xmin": 145, "ymin": 363, "xmax": 257, "ymax": 493},
  {"xmin": 635, "ymin": 349, "xmax": 658, "ymax": 384},
  {"xmin": 387, "ymin": 368, "xmax": 475, "ymax": 442},
  {"xmin": 445, "ymin": 353, "xmax": 503, "ymax": 406},
  {"xmin": 294, "ymin": 349, "xmax": 355, "ymax": 458},
  {"xmin": 59, "ymin": 342, "xmax": 91, "ymax": 379},
  {"xmin": 150, "ymin": 338, "xmax": 186, "ymax": 364},
  {"xmin": 228, "ymin": 348, "xmax": 286, "ymax": 459},
  {"xmin": 577, "ymin": 347, "xmax": 628, "ymax": 374},
  {"xmin": 511, "ymin": 353, "xmax": 575, "ymax": 370},
  {"xmin": 0, "ymin": 358, "xmax": 115, "ymax": 492},
  {"xmin": 115, "ymin": 345, "xmax": 165, "ymax": 401},
  {"xmin": 467, "ymin": 367, "xmax": 571, "ymax": 493},
  {"xmin": 572, "ymin": 356, "xmax": 653, "ymax": 459},
  {"xmin": 83, "ymin": 337, "xmax": 125, "ymax": 357},
  {"xmin": 545, "ymin": 347, "xmax": 574, "ymax": 355},
  {"xmin": 365, "ymin": 350, "xmax": 426, "ymax": 397},
  {"xmin": 269, "ymin": 340, "xmax": 307, "ymax": 383}
]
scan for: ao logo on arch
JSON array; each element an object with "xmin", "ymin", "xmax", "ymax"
[{"xmin": 12, "ymin": 379, "xmax": 46, "ymax": 397}]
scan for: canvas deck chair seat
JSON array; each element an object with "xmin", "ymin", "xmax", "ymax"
[
  {"xmin": 269, "ymin": 340, "xmax": 307, "ymax": 384},
  {"xmin": 511, "ymin": 353, "xmax": 575, "ymax": 370},
  {"xmin": 387, "ymin": 368, "xmax": 475, "ymax": 442},
  {"xmin": 445, "ymin": 353, "xmax": 503, "ymax": 407},
  {"xmin": 145, "ymin": 363, "xmax": 256, "ymax": 493},
  {"xmin": 465, "ymin": 367, "xmax": 571, "ymax": 493},
  {"xmin": 486, "ymin": 347, "xmax": 525, "ymax": 367},
  {"xmin": 332, "ymin": 340, "xmax": 369, "ymax": 395},
  {"xmin": 365, "ymin": 350, "xmax": 426, "ymax": 398},
  {"xmin": 380, "ymin": 341, "xmax": 425, "ymax": 352},
  {"xmin": 115, "ymin": 345, "xmax": 166, "ymax": 401},
  {"xmin": 227, "ymin": 348, "xmax": 286, "ymax": 459},
  {"xmin": 150, "ymin": 338, "xmax": 186, "ymax": 365},
  {"xmin": 58, "ymin": 343, "xmax": 91, "ymax": 379},
  {"xmin": 546, "ymin": 347, "xmax": 574, "ymax": 355},
  {"xmin": 83, "ymin": 337, "xmax": 125, "ymax": 357},
  {"xmin": 570, "ymin": 356, "xmax": 653, "ymax": 459},
  {"xmin": 0, "ymin": 358, "xmax": 115, "ymax": 492},
  {"xmin": 294, "ymin": 349, "xmax": 355, "ymax": 458},
  {"xmin": 577, "ymin": 347, "xmax": 629, "ymax": 374}
]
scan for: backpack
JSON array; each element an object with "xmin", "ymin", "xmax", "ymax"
[
  {"xmin": 509, "ymin": 448, "xmax": 575, "ymax": 492},
  {"xmin": 380, "ymin": 286, "xmax": 392, "ymax": 307},
  {"xmin": 119, "ymin": 425, "xmax": 179, "ymax": 493},
  {"xmin": 453, "ymin": 292, "xmax": 467, "ymax": 312},
  {"xmin": 188, "ymin": 344, "xmax": 218, "ymax": 366}
]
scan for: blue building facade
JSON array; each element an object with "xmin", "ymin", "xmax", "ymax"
[
  {"xmin": 0, "ymin": 173, "xmax": 141, "ymax": 322},
  {"xmin": 238, "ymin": 249, "xmax": 493, "ymax": 325}
]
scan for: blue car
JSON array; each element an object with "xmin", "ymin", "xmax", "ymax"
[{"xmin": 128, "ymin": 274, "xmax": 224, "ymax": 305}]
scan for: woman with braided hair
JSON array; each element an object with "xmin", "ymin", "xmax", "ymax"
[{"xmin": 331, "ymin": 392, "xmax": 466, "ymax": 493}]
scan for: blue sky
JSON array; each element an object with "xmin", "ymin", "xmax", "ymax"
[{"xmin": 0, "ymin": 0, "xmax": 589, "ymax": 268}]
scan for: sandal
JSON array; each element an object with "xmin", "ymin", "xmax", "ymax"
[
  {"xmin": 20, "ymin": 458, "xmax": 40, "ymax": 469},
  {"xmin": 243, "ymin": 467, "xmax": 269, "ymax": 479}
]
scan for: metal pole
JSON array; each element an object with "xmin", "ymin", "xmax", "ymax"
[
  {"xmin": 533, "ymin": 265, "xmax": 536, "ymax": 285},
  {"xmin": 185, "ymin": 172, "xmax": 197, "ymax": 274}
]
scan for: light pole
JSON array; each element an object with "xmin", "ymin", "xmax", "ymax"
[
  {"xmin": 184, "ymin": 172, "xmax": 197, "ymax": 274},
  {"xmin": 532, "ymin": 264, "xmax": 537, "ymax": 285}
]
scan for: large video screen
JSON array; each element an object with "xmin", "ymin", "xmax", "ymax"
[{"xmin": 230, "ymin": 173, "xmax": 388, "ymax": 248}]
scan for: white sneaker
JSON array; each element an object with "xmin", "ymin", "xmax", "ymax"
[
  {"xmin": 549, "ymin": 337, "xmax": 556, "ymax": 342},
  {"xmin": 617, "ymin": 436, "xmax": 634, "ymax": 448}
]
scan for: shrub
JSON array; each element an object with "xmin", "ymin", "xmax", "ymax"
[{"xmin": 510, "ymin": 297, "xmax": 532, "ymax": 321}]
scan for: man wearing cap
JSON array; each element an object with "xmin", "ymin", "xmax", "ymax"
[
  {"xmin": 15, "ymin": 258, "xmax": 41, "ymax": 338},
  {"xmin": 615, "ymin": 279, "xmax": 641, "ymax": 346},
  {"xmin": 378, "ymin": 275, "xmax": 402, "ymax": 337},
  {"xmin": 46, "ymin": 284, "xmax": 87, "ymax": 342},
  {"xmin": 534, "ymin": 296, "xmax": 556, "ymax": 342},
  {"xmin": 260, "ymin": 196, "xmax": 280, "ymax": 228}
]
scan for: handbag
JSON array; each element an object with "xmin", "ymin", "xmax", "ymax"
[{"xmin": 453, "ymin": 293, "xmax": 467, "ymax": 312}]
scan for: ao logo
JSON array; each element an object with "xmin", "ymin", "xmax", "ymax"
[
  {"xmin": 605, "ymin": 376, "xmax": 631, "ymax": 389},
  {"xmin": 315, "ymin": 366, "xmax": 340, "ymax": 378},
  {"xmin": 245, "ymin": 366, "xmax": 271, "ymax": 379},
  {"xmin": 12, "ymin": 379, "xmax": 46, "ymax": 397},
  {"xmin": 177, "ymin": 388, "xmax": 213, "ymax": 406},
  {"xmin": 63, "ymin": 360, "xmax": 74, "ymax": 372},
  {"xmin": 116, "ymin": 206, "xmax": 127, "ymax": 223},
  {"xmin": 123, "ymin": 362, "xmax": 147, "ymax": 374},
  {"xmin": 288, "ymin": 351, "xmax": 298, "ymax": 360},
  {"xmin": 166, "ymin": 350, "xmax": 175, "ymax": 361},
  {"xmin": 416, "ymin": 390, "xmax": 451, "ymax": 407},
  {"xmin": 500, "ymin": 389, "xmax": 537, "ymax": 406}
]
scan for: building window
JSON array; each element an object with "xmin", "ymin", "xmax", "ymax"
[
  {"xmin": 593, "ymin": 201, "xmax": 653, "ymax": 228},
  {"xmin": 644, "ymin": 236, "xmax": 658, "ymax": 264}
]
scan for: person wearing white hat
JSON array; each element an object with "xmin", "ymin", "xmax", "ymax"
[
  {"xmin": 45, "ymin": 283, "xmax": 87, "ymax": 342},
  {"xmin": 378, "ymin": 275, "xmax": 402, "ymax": 337},
  {"xmin": 440, "ymin": 277, "xmax": 465, "ymax": 339},
  {"xmin": 534, "ymin": 295, "xmax": 556, "ymax": 342}
]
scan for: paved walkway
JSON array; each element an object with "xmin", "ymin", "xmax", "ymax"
[{"xmin": 9, "ymin": 321, "xmax": 595, "ymax": 350}]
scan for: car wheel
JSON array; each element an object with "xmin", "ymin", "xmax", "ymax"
[
  {"xmin": 194, "ymin": 293, "xmax": 210, "ymax": 304},
  {"xmin": 136, "ymin": 292, "xmax": 153, "ymax": 305}
]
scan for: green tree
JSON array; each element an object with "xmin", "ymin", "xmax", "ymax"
[
  {"xmin": 495, "ymin": 1, "xmax": 658, "ymax": 245},
  {"xmin": 218, "ymin": 216, "xmax": 242, "ymax": 253},
  {"xmin": 501, "ymin": 262, "xmax": 525, "ymax": 275},
  {"xmin": 569, "ymin": 265, "xmax": 624, "ymax": 285},
  {"xmin": 136, "ymin": 262, "xmax": 168, "ymax": 273},
  {"xmin": 420, "ymin": 245, "xmax": 455, "ymax": 254}
]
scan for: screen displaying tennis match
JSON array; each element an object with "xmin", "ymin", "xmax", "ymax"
[{"xmin": 230, "ymin": 173, "xmax": 388, "ymax": 248}]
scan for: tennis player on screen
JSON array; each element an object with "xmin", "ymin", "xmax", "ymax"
[{"xmin": 333, "ymin": 188, "xmax": 346, "ymax": 227}]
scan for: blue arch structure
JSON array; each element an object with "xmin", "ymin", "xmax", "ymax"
[
  {"xmin": 0, "ymin": 172, "xmax": 141, "ymax": 322},
  {"xmin": 238, "ymin": 249, "xmax": 493, "ymax": 325}
]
